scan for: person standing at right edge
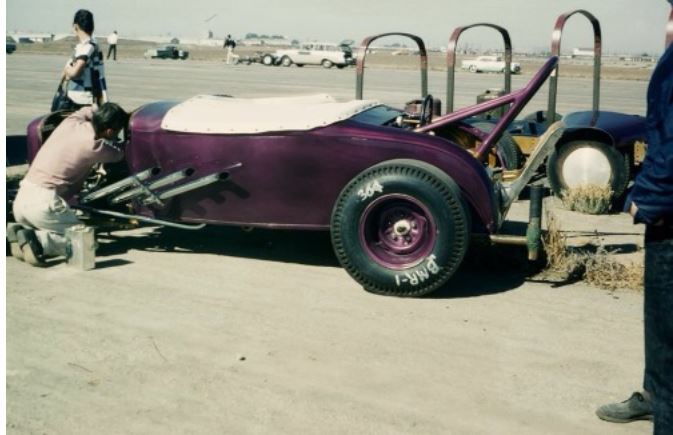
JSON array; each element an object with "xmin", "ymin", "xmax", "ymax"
[
  {"xmin": 596, "ymin": 3, "xmax": 673, "ymax": 433},
  {"xmin": 61, "ymin": 9, "xmax": 107, "ymax": 109}
]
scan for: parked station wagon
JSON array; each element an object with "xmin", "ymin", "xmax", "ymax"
[{"xmin": 263, "ymin": 42, "xmax": 355, "ymax": 68}]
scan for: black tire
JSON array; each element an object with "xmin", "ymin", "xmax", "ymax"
[
  {"xmin": 281, "ymin": 56, "xmax": 292, "ymax": 67},
  {"xmin": 331, "ymin": 159, "xmax": 470, "ymax": 297},
  {"xmin": 262, "ymin": 54, "xmax": 275, "ymax": 66},
  {"xmin": 547, "ymin": 140, "xmax": 630, "ymax": 200},
  {"xmin": 321, "ymin": 59, "xmax": 334, "ymax": 69},
  {"xmin": 296, "ymin": 64, "xmax": 304, "ymax": 67},
  {"xmin": 471, "ymin": 121, "xmax": 524, "ymax": 170}
]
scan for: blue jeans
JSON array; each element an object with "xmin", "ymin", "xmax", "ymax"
[{"xmin": 643, "ymin": 234, "xmax": 673, "ymax": 434}]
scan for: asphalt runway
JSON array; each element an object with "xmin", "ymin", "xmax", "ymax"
[
  {"xmin": 5, "ymin": 53, "xmax": 648, "ymax": 134},
  {"xmin": 5, "ymin": 53, "xmax": 651, "ymax": 434}
]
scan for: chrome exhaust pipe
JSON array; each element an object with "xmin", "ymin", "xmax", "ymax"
[
  {"xmin": 110, "ymin": 168, "xmax": 195, "ymax": 204},
  {"xmin": 73, "ymin": 205, "xmax": 206, "ymax": 231},
  {"xmin": 153, "ymin": 172, "xmax": 230, "ymax": 203},
  {"xmin": 81, "ymin": 167, "xmax": 160, "ymax": 203}
]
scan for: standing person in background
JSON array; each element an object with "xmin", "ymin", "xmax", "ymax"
[
  {"xmin": 223, "ymin": 34, "xmax": 236, "ymax": 64},
  {"xmin": 107, "ymin": 30, "xmax": 118, "ymax": 61},
  {"xmin": 60, "ymin": 9, "xmax": 107, "ymax": 109},
  {"xmin": 596, "ymin": 3, "xmax": 673, "ymax": 432}
]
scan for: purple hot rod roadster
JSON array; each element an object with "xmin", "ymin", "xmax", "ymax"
[{"xmin": 25, "ymin": 58, "xmax": 564, "ymax": 297}]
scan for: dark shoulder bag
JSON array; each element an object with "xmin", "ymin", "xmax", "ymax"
[{"xmin": 50, "ymin": 81, "xmax": 77, "ymax": 112}]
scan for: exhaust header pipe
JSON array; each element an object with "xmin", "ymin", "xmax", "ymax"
[
  {"xmin": 152, "ymin": 172, "xmax": 230, "ymax": 203},
  {"xmin": 110, "ymin": 168, "xmax": 195, "ymax": 204},
  {"xmin": 81, "ymin": 167, "xmax": 160, "ymax": 203}
]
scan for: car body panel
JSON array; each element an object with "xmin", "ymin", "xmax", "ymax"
[
  {"xmin": 560, "ymin": 110, "xmax": 647, "ymax": 149},
  {"xmin": 124, "ymin": 101, "xmax": 498, "ymax": 231}
]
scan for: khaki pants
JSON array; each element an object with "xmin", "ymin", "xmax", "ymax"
[{"xmin": 13, "ymin": 179, "xmax": 81, "ymax": 257}]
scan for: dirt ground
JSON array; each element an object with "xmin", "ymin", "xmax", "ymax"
[{"xmin": 5, "ymin": 202, "xmax": 651, "ymax": 435}]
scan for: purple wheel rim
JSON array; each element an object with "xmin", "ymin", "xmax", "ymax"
[{"xmin": 359, "ymin": 194, "xmax": 437, "ymax": 270}]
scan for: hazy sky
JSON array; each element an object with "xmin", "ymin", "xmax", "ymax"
[{"xmin": 6, "ymin": 0, "xmax": 672, "ymax": 54}]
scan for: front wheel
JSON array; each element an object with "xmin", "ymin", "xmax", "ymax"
[
  {"xmin": 546, "ymin": 140, "xmax": 630, "ymax": 201},
  {"xmin": 321, "ymin": 59, "xmax": 334, "ymax": 69},
  {"xmin": 331, "ymin": 159, "xmax": 470, "ymax": 297}
]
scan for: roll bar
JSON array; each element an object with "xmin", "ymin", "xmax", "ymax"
[
  {"xmin": 547, "ymin": 9, "xmax": 602, "ymax": 127},
  {"xmin": 355, "ymin": 32, "xmax": 428, "ymax": 100},
  {"xmin": 445, "ymin": 23, "xmax": 513, "ymax": 114},
  {"xmin": 417, "ymin": 57, "xmax": 559, "ymax": 162}
]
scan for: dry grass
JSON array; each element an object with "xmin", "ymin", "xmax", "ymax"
[
  {"xmin": 561, "ymin": 184, "xmax": 614, "ymax": 215},
  {"xmin": 541, "ymin": 212, "xmax": 643, "ymax": 291},
  {"xmin": 584, "ymin": 247, "xmax": 644, "ymax": 291}
]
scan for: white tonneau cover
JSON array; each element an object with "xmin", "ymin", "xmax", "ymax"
[{"xmin": 161, "ymin": 94, "xmax": 380, "ymax": 134}]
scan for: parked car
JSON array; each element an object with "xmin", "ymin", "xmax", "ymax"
[
  {"xmin": 144, "ymin": 45, "xmax": 189, "ymax": 60},
  {"xmin": 461, "ymin": 55, "xmax": 521, "ymax": 73},
  {"xmin": 24, "ymin": 58, "xmax": 563, "ymax": 297},
  {"xmin": 6, "ymin": 36, "xmax": 17, "ymax": 54},
  {"xmin": 263, "ymin": 42, "xmax": 355, "ymax": 68}
]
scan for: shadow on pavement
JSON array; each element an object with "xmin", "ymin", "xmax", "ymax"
[
  {"xmin": 96, "ymin": 225, "xmax": 340, "ymax": 268},
  {"xmin": 430, "ymin": 242, "xmax": 536, "ymax": 299},
  {"xmin": 96, "ymin": 224, "xmax": 542, "ymax": 298}
]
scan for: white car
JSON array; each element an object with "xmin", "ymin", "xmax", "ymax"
[
  {"xmin": 263, "ymin": 42, "xmax": 355, "ymax": 68},
  {"xmin": 461, "ymin": 55, "xmax": 521, "ymax": 74}
]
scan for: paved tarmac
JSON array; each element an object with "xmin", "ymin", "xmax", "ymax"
[
  {"xmin": 5, "ymin": 53, "xmax": 648, "ymax": 134},
  {"xmin": 5, "ymin": 53, "xmax": 651, "ymax": 434}
]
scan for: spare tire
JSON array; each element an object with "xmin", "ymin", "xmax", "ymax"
[{"xmin": 546, "ymin": 140, "xmax": 630, "ymax": 201}]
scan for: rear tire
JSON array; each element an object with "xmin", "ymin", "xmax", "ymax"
[
  {"xmin": 281, "ymin": 56, "xmax": 292, "ymax": 67},
  {"xmin": 547, "ymin": 140, "xmax": 630, "ymax": 201},
  {"xmin": 321, "ymin": 59, "xmax": 334, "ymax": 69},
  {"xmin": 262, "ymin": 54, "xmax": 275, "ymax": 66},
  {"xmin": 331, "ymin": 159, "xmax": 469, "ymax": 297}
]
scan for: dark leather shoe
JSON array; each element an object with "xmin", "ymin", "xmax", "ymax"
[
  {"xmin": 596, "ymin": 392, "xmax": 653, "ymax": 423},
  {"xmin": 7, "ymin": 223, "xmax": 25, "ymax": 260},
  {"xmin": 17, "ymin": 229, "xmax": 46, "ymax": 267}
]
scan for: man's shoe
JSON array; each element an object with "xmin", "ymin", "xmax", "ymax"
[
  {"xmin": 17, "ymin": 229, "xmax": 46, "ymax": 267},
  {"xmin": 596, "ymin": 392, "xmax": 653, "ymax": 423},
  {"xmin": 7, "ymin": 223, "xmax": 25, "ymax": 260}
]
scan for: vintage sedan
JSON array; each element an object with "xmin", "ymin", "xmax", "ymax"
[
  {"xmin": 461, "ymin": 55, "xmax": 521, "ymax": 73},
  {"xmin": 25, "ymin": 58, "xmax": 563, "ymax": 297},
  {"xmin": 144, "ymin": 45, "xmax": 189, "ymax": 60}
]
